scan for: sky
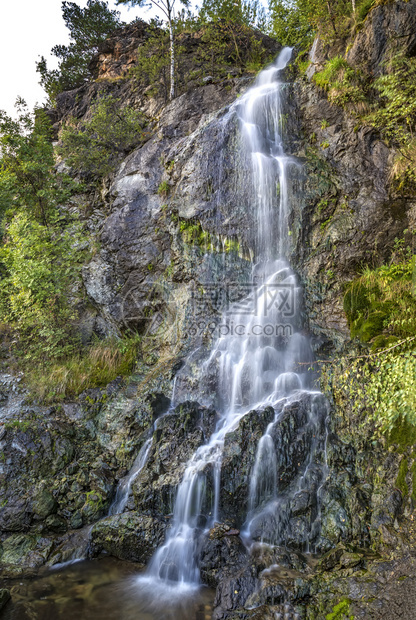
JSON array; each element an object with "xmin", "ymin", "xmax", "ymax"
[{"xmin": 0, "ymin": 0, "xmax": 154, "ymax": 117}]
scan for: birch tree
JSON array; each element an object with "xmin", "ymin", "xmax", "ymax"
[{"xmin": 117, "ymin": 0, "xmax": 189, "ymax": 100}]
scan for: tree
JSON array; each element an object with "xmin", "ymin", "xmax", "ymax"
[
  {"xmin": 269, "ymin": 0, "xmax": 312, "ymax": 48},
  {"xmin": 199, "ymin": 0, "xmax": 267, "ymax": 30},
  {"xmin": 0, "ymin": 99, "xmax": 75, "ymax": 227},
  {"xmin": 36, "ymin": 1, "xmax": 124, "ymax": 103},
  {"xmin": 117, "ymin": 0, "xmax": 190, "ymax": 100}
]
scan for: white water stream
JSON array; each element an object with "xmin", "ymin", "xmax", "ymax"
[{"xmin": 141, "ymin": 47, "xmax": 326, "ymax": 587}]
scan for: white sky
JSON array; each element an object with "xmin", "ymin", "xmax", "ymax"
[{"xmin": 0, "ymin": 0, "xmax": 156, "ymax": 117}]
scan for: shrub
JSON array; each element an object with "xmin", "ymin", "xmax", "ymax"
[
  {"xmin": 0, "ymin": 213, "xmax": 84, "ymax": 363},
  {"xmin": 58, "ymin": 94, "xmax": 146, "ymax": 179},
  {"xmin": 314, "ymin": 57, "xmax": 369, "ymax": 113}
]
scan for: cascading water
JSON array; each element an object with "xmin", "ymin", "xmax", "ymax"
[
  {"xmin": 108, "ymin": 438, "xmax": 152, "ymax": 516},
  {"xmin": 142, "ymin": 47, "xmax": 328, "ymax": 588}
]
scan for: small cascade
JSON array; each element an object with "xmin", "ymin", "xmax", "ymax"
[
  {"xmin": 143, "ymin": 47, "xmax": 329, "ymax": 588},
  {"xmin": 248, "ymin": 420, "xmax": 278, "ymax": 512},
  {"xmin": 108, "ymin": 439, "xmax": 152, "ymax": 516}
]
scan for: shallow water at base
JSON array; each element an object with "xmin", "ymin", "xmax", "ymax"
[{"xmin": 2, "ymin": 557, "xmax": 214, "ymax": 620}]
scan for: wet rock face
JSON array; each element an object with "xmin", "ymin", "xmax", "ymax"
[
  {"xmin": 0, "ymin": 369, "xmax": 172, "ymax": 570},
  {"xmin": 0, "ymin": 411, "xmax": 115, "ymax": 537},
  {"xmin": 131, "ymin": 401, "xmax": 217, "ymax": 517},
  {"xmin": 81, "ymin": 80, "xmax": 255, "ymax": 337},
  {"xmin": 219, "ymin": 407, "xmax": 275, "ymax": 526},
  {"xmin": 89, "ymin": 512, "xmax": 166, "ymax": 563},
  {"xmin": 0, "ymin": 589, "xmax": 11, "ymax": 612},
  {"xmin": 199, "ymin": 524, "xmax": 248, "ymax": 589}
]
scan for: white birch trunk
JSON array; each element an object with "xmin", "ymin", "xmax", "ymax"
[{"xmin": 168, "ymin": 13, "xmax": 175, "ymax": 100}]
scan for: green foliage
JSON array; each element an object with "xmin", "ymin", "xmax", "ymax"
[
  {"xmin": 130, "ymin": 15, "xmax": 275, "ymax": 99},
  {"xmin": 327, "ymin": 249, "xmax": 416, "ymax": 438},
  {"xmin": 269, "ymin": 0, "xmax": 313, "ymax": 49},
  {"xmin": 36, "ymin": 1, "xmax": 124, "ymax": 104},
  {"xmin": 357, "ymin": 0, "xmax": 375, "ymax": 23},
  {"xmin": 332, "ymin": 334, "xmax": 416, "ymax": 436},
  {"xmin": 199, "ymin": 0, "xmax": 267, "ymax": 29},
  {"xmin": 157, "ymin": 180, "xmax": 170, "ymax": 197},
  {"xmin": 343, "ymin": 254, "xmax": 416, "ymax": 345},
  {"xmin": 0, "ymin": 213, "xmax": 83, "ymax": 363},
  {"xmin": 268, "ymin": 0, "xmax": 376, "ymax": 47},
  {"xmin": 363, "ymin": 53, "xmax": 416, "ymax": 191},
  {"xmin": 314, "ymin": 56, "xmax": 368, "ymax": 113},
  {"xmin": 0, "ymin": 100, "xmax": 76, "ymax": 227},
  {"xmin": 367, "ymin": 53, "xmax": 416, "ymax": 144},
  {"xmin": 58, "ymin": 94, "xmax": 146, "ymax": 179},
  {"xmin": 387, "ymin": 416, "xmax": 416, "ymax": 450},
  {"xmin": 132, "ymin": 26, "xmax": 172, "ymax": 100},
  {"xmin": 0, "ymin": 101, "xmax": 84, "ymax": 366}
]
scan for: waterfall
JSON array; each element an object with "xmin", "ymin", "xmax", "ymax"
[{"xmin": 142, "ymin": 47, "xmax": 327, "ymax": 587}]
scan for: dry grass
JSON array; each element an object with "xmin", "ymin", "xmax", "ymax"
[{"xmin": 26, "ymin": 335, "xmax": 141, "ymax": 402}]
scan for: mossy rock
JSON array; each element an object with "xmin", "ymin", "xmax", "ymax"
[
  {"xmin": 371, "ymin": 334, "xmax": 399, "ymax": 351},
  {"xmin": 354, "ymin": 310, "xmax": 387, "ymax": 342},
  {"xmin": 387, "ymin": 416, "xmax": 416, "ymax": 450},
  {"xmin": 326, "ymin": 598, "xmax": 353, "ymax": 620},
  {"xmin": 396, "ymin": 457, "xmax": 409, "ymax": 497}
]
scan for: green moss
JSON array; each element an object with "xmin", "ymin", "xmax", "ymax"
[
  {"xmin": 86, "ymin": 491, "xmax": 104, "ymax": 506},
  {"xmin": 326, "ymin": 598, "xmax": 354, "ymax": 620},
  {"xmin": 178, "ymin": 217, "xmax": 240, "ymax": 254},
  {"xmin": 396, "ymin": 457, "xmax": 409, "ymax": 497},
  {"xmin": 355, "ymin": 310, "xmax": 387, "ymax": 342},
  {"xmin": 387, "ymin": 417, "xmax": 416, "ymax": 450}
]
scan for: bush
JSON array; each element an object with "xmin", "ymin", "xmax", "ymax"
[
  {"xmin": 0, "ymin": 213, "xmax": 84, "ymax": 363},
  {"xmin": 314, "ymin": 57, "xmax": 369, "ymax": 113},
  {"xmin": 0, "ymin": 101, "xmax": 76, "ymax": 227},
  {"xmin": 58, "ymin": 94, "xmax": 146, "ymax": 179}
]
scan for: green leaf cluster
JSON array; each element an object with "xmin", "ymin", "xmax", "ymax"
[
  {"xmin": 344, "ymin": 251, "xmax": 416, "ymax": 347},
  {"xmin": 58, "ymin": 93, "xmax": 146, "ymax": 179},
  {"xmin": 364, "ymin": 53, "xmax": 416, "ymax": 191},
  {"xmin": 269, "ymin": 0, "xmax": 375, "ymax": 49},
  {"xmin": 0, "ymin": 214, "xmax": 83, "ymax": 363},
  {"xmin": 327, "ymin": 251, "xmax": 416, "ymax": 438}
]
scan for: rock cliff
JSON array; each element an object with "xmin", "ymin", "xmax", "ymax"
[{"xmin": 2, "ymin": 5, "xmax": 416, "ymax": 619}]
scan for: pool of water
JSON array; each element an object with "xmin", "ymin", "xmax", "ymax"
[{"xmin": 2, "ymin": 557, "xmax": 215, "ymax": 620}]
